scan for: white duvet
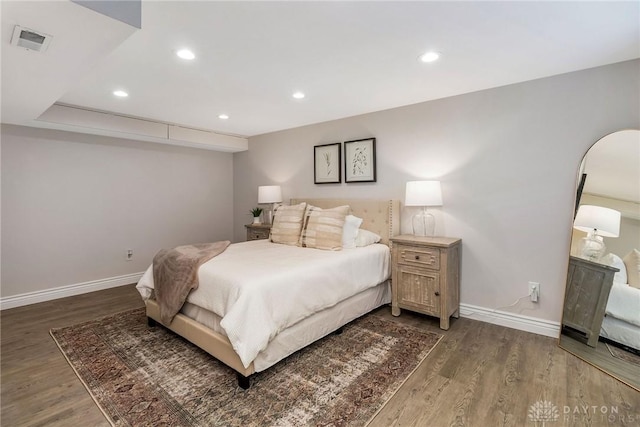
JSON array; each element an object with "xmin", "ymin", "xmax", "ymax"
[
  {"xmin": 605, "ymin": 282, "xmax": 640, "ymax": 327},
  {"xmin": 136, "ymin": 239, "xmax": 390, "ymax": 368}
]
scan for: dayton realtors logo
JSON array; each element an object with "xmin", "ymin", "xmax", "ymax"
[
  {"xmin": 528, "ymin": 400, "xmax": 560, "ymax": 423},
  {"xmin": 528, "ymin": 401, "xmax": 638, "ymax": 425}
]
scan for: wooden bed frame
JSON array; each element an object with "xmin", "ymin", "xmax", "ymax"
[{"xmin": 145, "ymin": 198, "xmax": 400, "ymax": 389}]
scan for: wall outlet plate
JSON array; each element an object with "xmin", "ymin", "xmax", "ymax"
[{"xmin": 528, "ymin": 282, "xmax": 539, "ymax": 302}]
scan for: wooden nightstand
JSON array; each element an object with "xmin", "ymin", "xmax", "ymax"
[
  {"xmin": 245, "ymin": 223, "xmax": 272, "ymax": 241},
  {"xmin": 562, "ymin": 256, "xmax": 618, "ymax": 347},
  {"xmin": 390, "ymin": 235, "xmax": 461, "ymax": 330}
]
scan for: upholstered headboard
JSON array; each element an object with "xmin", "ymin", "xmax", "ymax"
[{"xmin": 289, "ymin": 198, "xmax": 400, "ymax": 246}]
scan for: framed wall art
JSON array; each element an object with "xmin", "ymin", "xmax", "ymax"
[
  {"xmin": 314, "ymin": 142, "xmax": 341, "ymax": 184},
  {"xmin": 344, "ymin": 137, "xmax": 376, "ymax": 183}
]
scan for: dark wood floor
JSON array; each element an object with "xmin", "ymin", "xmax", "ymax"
[{"xmin": 2, "ymin": 285, "xmax": 639, "ymax": 426}]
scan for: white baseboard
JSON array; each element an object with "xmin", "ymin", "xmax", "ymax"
[
  {"xmin": 1, "ymin": 277, "xmax": 562, "ymax": 339},
  {"xmin": 0, "ymin": 272, "xmax": 144, "ymax": 310},
  {"xmin": 459, "ymin": 303, "xmax": 561, "ymax": 338}
]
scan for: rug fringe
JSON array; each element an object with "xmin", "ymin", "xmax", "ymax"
[
  {"xmin": 364, "ymin": 333, "xmax": 445, "ymax": 426},
  {"xmin": 49, "ymin": 330, "xmax": 117, "ymax": 427}
]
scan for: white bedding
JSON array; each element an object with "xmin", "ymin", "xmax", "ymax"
[
  {"xmin": 605, "ymin": 282, "xmax": 640, "ymax": 327},
  {"xmin": 137, "ymin": 239, "xmax": 390, "ymax": 368},
  {"xmin": 601, "ymin": 316, "xmax": 640, "ymax": 351},
  {"xmin": 181, "ymin": 283, "xmax": 391, "ymax": 371}
]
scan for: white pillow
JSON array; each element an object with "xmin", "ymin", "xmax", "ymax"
[
  {"xmin": 355, "ymin": 229, "xmax": 381, "ymax": 247},
  {"xmin": 342, "ymin": 215, "xmax": 363, "ymax": 249},
  {"xmin": 602, "ymin": 253, "xmax": 628, "ymax": 284}
]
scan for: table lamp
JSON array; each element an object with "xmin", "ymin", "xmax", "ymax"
[
  {"xmin": 573, "ymin": 205, "xmax": 620, "ymax": 261},
  {"xmin": 258, "ymin": 185, "xmax": 283, "ymax": 225},
  {"xmin": 405, "ymin": 181, "xmax": 443, "ymax": 237}
]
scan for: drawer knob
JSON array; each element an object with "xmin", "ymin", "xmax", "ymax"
[
  {"xmin": 435, "ymin": 291, "xmax": 440, "ymax": 296},
  {"xmin": 415, "ymin": 255, "xmax": 420, "ymax": 260}
]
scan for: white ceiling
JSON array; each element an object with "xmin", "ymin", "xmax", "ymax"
[
  {"xmin": 1, "ymin": 1, "xmax": 136, "ymax": 125},
  {"xmin": 2, "ymin": 1, "xmax": 639, "ymax": 138}
]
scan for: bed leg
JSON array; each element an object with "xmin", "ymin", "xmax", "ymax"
[
  {"xmin": 334, "ymin": 327, "xmax": 344, "ymax": 335},
  {"xmin": 147, "ymin": 317, "xmax": 157, "ymax": 327},
  {"xmin": 237, "ymin": 373, "xmax": 251, "ymax": 390}
]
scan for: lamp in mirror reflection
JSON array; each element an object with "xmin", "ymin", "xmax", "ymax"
[
  {"xmin": 258, "ymin": 185, "xmax": 283, "ymax": 225},
  {"xmin": 405, "ymin": 180, "xmax": 443, "ymax": 237},
  {"xmin": 573, "ymin": 205, "xmax": 621, "ymax": 261}
]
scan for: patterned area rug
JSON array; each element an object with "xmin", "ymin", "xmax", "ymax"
[
  {"xmin": 51, "ymin": 308, "xmax": 442, "ymax": 426},
  {"xmin": 606, "ymin": 343, "xmax": 640, "ymax": 367}
]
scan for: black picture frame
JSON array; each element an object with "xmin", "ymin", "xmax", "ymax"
[
  {"xmin": 314, "ymin": 142, "xmax": 341, "ymax": 184},
  {"xmin": 574, "ymin": 173, "xmax": 587, "ymax": 219},
  {"xmin": 344, "ymin": 137, "xmax": 376, "ymax": 183}
]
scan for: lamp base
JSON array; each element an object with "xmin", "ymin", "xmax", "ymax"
[
  {"xmin": 412, "ymin": 209, "xmax": 435, "ymax": 237},
  {"xmin": 265, "ymin": 202, "xmax": 281, "ymax": 225},
  {"xmin": 579, "ymin": 232, "xmax": 606, "ymax": 261}
]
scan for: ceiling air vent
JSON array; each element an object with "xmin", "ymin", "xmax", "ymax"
[{"xmin": 11, "ymin": 25, "xmax": 52, "ymax": 52}]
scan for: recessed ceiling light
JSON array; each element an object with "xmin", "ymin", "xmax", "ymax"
[
  {"xmin": 218, "ymin": 114, "xmax": 229, "ymax": 120},
  {"xmin": 292, "ymin": 91, "xmax": 305, "ymax": 99},
  {"xmin": 419, "ymin": 51, "xmax": 440, "ymax": 63},
  {"xmin": 113, "ymin": 90, "xmax": 128, "ymax": 97},
  {"xmin": 176, "ymin": 49, "xmax": 195, "ymax": 60}
]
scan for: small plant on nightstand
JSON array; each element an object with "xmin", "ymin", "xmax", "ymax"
[{"xmin": 250, "ymin": 207, "xmax": 263, "ymax": 224}]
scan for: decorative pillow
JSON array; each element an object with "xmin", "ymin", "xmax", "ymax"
[
  {"xmin": 602, "ymin": 253, "xmax": 628, "ymax": 284},
  {"xmin": 355, "ymin": 229, "xmax": 382, "ymax": 247},
  {"xmin": 299, "ymin": 205, "xmax": 350, "ymax": 250},
  {"xmin": 623, "ymin": 249, "xmax": 640, "ymax": 289},
  {"xmin": 270, "ymin": 203, "xmax": 306, "ymax": 246},
  {"xmin": 342, "ymin": 215, "xmax": 363, "ymax": 249}
]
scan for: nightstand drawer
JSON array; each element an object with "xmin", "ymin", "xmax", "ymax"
[
  {"xmin": 247, "ymin": 228, "xmax": 270, "ymax": 241},
  {"xmin": 245, "ymin": 224, "xmax": 272, "ymax": 241},
  {"xmin": 397, "ymin": 245, "xmax": 440, "ymax": 270}
]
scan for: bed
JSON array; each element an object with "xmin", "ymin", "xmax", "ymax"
[
  {"xmin": 136, "ymin": 198, "xmax": 400, "ymax": 388},
  {"xmin": 599, "ymin": 252, "xmax": 640, "ymax": 351}
]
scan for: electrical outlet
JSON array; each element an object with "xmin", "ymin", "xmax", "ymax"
[
  {"xmin": 528, "ymin": 281, "xmax": 539, "ymax": 303},
  {"xmin": 126, "ymin": 249, "xmax": 133, "ymax": 261}
]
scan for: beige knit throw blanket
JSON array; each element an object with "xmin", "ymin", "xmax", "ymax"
[{"xmin": 153, "ymin": 241, "xmax": 230, "ymax": 325}]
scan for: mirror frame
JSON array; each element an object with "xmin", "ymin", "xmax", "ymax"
[{"xmin": 558, "ymin": 128, "xmax": 640, "ymax": 392}]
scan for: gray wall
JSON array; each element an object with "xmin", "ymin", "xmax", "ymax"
[
  {"xmin": 1, "ymin": 125, "xmax": 234, "ymax": 297},
  {"xmin": 73, "ymin": 0, "xmax": 142, "ymax": 29},
  {"xmin": 597, "ymin": 217, "xmax": 640, "ymax": 260},
  {"xmin": 233, "ymin": 59, "xmax": 640, "ymax": 323}
]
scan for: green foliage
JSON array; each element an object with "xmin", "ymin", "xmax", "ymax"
[{"xmin": 250, "ymin": 207, "xmax": 263, "ymax": 217}]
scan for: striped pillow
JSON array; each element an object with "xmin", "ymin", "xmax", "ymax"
[
  {"xmin": 299, "ymin": 205, "xmax": 350, "ymax": 250},
  {"xmin": 270, "ymin": 203, "xmax": 307, "ymax": 246}
]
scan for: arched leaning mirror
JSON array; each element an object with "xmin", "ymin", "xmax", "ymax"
[{"xmin": 559, "ymin": 129, "xmax": 640, "ymax": 390}]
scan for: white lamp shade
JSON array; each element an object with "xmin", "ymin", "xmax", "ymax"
[
  {"xmin": 573, "ymin": 205, "xmax": 620, "ymax": 237},
  {"xmin": 258, "ymin": 185, "xmax": 282, "ymax": 204},
  {"xmin": 405, "ymin": 181, "xmax": 443, "ymax": 207}
]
